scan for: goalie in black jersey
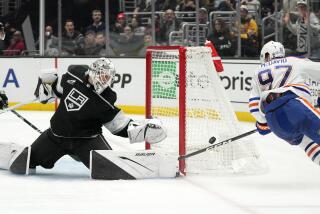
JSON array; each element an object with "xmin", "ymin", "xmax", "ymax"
[{"xmin": 0, "ymin": 58, "xmax": 172, "ymax": 179}]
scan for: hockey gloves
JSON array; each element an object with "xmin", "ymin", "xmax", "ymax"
[
  {"xmin": 38, "ymin": 84, "xmax": 55, "ymax": 104},
  {"xmin": 128, "ymin": 118, "xmax": 167, "ymax": 144},
  {"xmin": 0, "ymin": 90, "xmax": 8, "ymax": 110},
  {"xmin": 256, "ymin": 122, "xmax": 271, "ymax": 135}
]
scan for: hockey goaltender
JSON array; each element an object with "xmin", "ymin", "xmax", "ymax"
[{"xmin": 0, "ymin": 58, "xmax": 178, "ymax": 180}]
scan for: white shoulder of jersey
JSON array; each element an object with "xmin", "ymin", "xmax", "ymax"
[{"xmin": 287, "ymin": 57, "xmax": 320, "ymax": 80}]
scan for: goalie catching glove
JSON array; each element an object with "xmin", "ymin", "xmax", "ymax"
[
  {"xmin": 128, "ymin": 118, "xmax": 167, "ymax": 144},
  {"xmin": 0, "ymin": 90, "xmax": 8, "ymax": 110}
]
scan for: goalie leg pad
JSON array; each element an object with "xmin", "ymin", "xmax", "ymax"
[
  {"xmin": 90, "ymin": 150, "xmax": 178, "ymax": 180},
  {"xmin": 0, "ymin": 142, "xmax": 31, "ymax": 174}
]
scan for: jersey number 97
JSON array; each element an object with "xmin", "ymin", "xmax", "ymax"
[{"xmin": 258, "ymin": 65, "xmax": 292, "ymax": 89}]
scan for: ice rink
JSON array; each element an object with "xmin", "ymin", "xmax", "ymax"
[{"xmin": 0, "ymin": 110, "xmax": 320, "ymax": 214}]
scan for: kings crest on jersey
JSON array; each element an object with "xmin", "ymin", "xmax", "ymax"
[
  {"xmin": 50, "ymin": 65, "xmax": 121, "ymax": 138},
  {"xmin": 64, "ymin": 88, "xmax": 88, "ymax": 111}
]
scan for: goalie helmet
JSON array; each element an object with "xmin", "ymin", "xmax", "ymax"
[
  {"xmin": 260, "ymin": 41, "xmax": 285, "ymax": 63},
  {"xmin": 88, "ymin": 58, "xmax": 116, "ymax": 94}
]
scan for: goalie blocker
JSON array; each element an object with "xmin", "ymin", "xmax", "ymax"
[{"xmin": 90, "ymin": 150, "xmax": 179, "ymax": 179}]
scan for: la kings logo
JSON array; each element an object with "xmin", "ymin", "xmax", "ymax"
[{"xmin": 64, "ymin": 88, "xmax": 88, "ymax": 111}]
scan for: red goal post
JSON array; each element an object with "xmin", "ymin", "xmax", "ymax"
[
  {"xmin": 145, "ymin": 46, "xmax": 265, "ymax": 175},
  {"xmin": 146, "ymin": 46, "xmax": 187, "ymax": 173}
]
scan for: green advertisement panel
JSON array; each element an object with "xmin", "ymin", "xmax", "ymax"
[{"xmin": 152, "ymin": 61, "xmax": 178, "ymax": 99}]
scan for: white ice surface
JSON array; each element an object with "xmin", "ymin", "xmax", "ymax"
[{"xmin": 0, "ymin": 111, "xmax": 320, "ymax": 214}]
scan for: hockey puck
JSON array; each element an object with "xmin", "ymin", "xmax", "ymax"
[{"xmin": 209, "ymin": 136, "xmax": 216, "ymax": 144}]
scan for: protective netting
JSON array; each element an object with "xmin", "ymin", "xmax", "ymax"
[{"xmin": 147, "ymin": 46, "xmax": 266, "ymax": 174}]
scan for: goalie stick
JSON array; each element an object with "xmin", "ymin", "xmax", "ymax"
[
  {"xmin": 178, "ymin": 129, "xmax": 257, "ymax": 160},
  {"xmin": 0, "ymin": 98, "xmax": 38, "ymax": 115},
  {"xmin": 10, "ymin": 110, "xmax": 43, "ymax": 134}
]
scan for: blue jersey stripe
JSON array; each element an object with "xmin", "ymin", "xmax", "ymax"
[
  {"xmin": 292, "ymin": 86, "xmax": 311, "ymax": 96},
  {"xmin": 249, "ymin": 97, "xmax": 260, "ymax": 102},
  {"xmin": 305, "ymin": 142, "xmax": 314, "ymax": 152},
  {"xmin": 250, "ymin": 109, "xmax": 259, "ymax": 113},
  {"xmin": 312, "ymin": 150, "xmax": 320, "ymax": 161}
]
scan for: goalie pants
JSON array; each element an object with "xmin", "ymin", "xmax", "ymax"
[
  {"xmin": 29, "ymin": 129, "xmax": 112, "ymax": 169},
  {"xmin": 264, "ymin": 92, "xmax": 320, "ymax": 145}
]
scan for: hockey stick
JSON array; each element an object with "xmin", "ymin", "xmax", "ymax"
[
  {"xmin": 0, "ymin": 98, "xmax": 38, "ymax": 115},
  {"xmin": 178, "ymin": 129, "xmax": 257, "ymax": 160},
  {"xmin": 10, "ymin": 110, "xmax": 42, "ymax": 134}
]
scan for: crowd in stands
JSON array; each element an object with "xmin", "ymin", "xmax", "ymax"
[{"xmin": 0, "ymin": 0, "xmax": 319, "ymax": 58}]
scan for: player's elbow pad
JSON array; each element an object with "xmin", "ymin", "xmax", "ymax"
[
  {"xmin": 127, "ymin": 119, "xmax": 167, "ymax": 144},
  {"xmin": 256, "ymin": 122, "xmax": 271, "ymax": 135}
]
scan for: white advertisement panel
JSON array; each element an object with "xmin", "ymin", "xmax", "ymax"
[
  {"xmin": 8, "ymin": 57, "xmax": 318, "ymax": 117},
  {"xmin": 0, "ymin": 57, "xmax": 256, "ymax": 112},
  {"xmin": 0, "ymin": 58, "xmax": 55, "ymax": 102},
  {"xmin": 219, "ymin": 61, "xmax": 259, "ymax": 112}
]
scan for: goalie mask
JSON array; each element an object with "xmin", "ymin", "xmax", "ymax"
[{"xmin": 88, "ymin": 58, "xmax": 116, "ymax": 94}]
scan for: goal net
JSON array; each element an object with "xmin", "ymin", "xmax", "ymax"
[{"xmin": 146, "ymin": 46, "xmax": 266, "ymax": 174}]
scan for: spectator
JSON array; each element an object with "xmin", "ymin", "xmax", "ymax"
[
  {"xmin": 159, "ymin": 9, "xmax": 181, "ymax": 44},
  {"xmin": 241, "ymin": 0, "xmax": 260, "ymax": 12},
  {"xmin": 144, "ymin": 14, "xmax": 162, "ymax": 42},
  {"xmin": 261, "ymin": 6, "xmax": 272, "ymax": 18},
  {"xmin": 283, "ymin": 0, "xmax": 320, "ymax": 56},
  {"xmin": 112, "ymin": 12, "xmax": 126, "ymax": 33},
  {"xmin": 205, "ymin": 0, "xmax": 217, "ymax": 13},
  {"xmin": 138, "ymin": 34, "xmax": 157, "ymax": 57},
  {"xmin": 82, "ymin": 30, "xmax": 97, "ymax": 55},
  {"xmin": 0, "ymin": 22, "xmax": 5, "ymax": 41},
  {"xmin": 283, "ymin": 0, "xmax": 298, "ymax": 13},
  {"xmin": 85, "ymin": 9, "xmax": 105, "ymax": 34},
  {"xmin": 116, "ymin": 25, "xmax": 144, "ymax": 56},
  {"xmin": 207, "ymin": 19, "xmax": 235, "ymax": 56},
  {"xmin": 217, "ymin": 0, "xmax": 235, "ymax": 11},
  {"xmin": 239, "ymin": 4, "xmax": 259, "ymax": 57},
  {"xmin": 95, "ymin": 32, "xmax": 116, "ymax": 56},
  {"xmin": 60, "ymin": 19, "xmax": 84, "ymax": 55},
  {"xmin": 44, "ymin": 25, "xmax": 58, "ymax": 50},
  {"xmin": 176, "ymin": 0, "xmax": 198, "ymax": 22},
  {"xmin": 35, "ymin": 25, "xmax": 59, "ymax": 56},
  {"xmin": 2, "ymin": 23, "xmax": 17, "ymax": 49},
  {"xmin": 3, "ymin": 30, "xmax": 25, "ymax": 56},
  {"xmin": 134, "ymin": 0, "xmax": 177, "ymax": 13},
  {"xmin": 0, "ymin": 22, "xmax": 6, "ymax": 54},
  {"xmin": 118, "ymin": 25, "xmax": 137, "ymax": 43},
  {"xmin": 130, "ymin": 17, "xmax": 146, "ymax": 34},
  {"xmin": 199, "ymin": 7, "xmax": 209, "ymax": 25}
]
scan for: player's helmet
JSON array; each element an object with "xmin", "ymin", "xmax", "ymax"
[
  {"xmin": 260, "ymin": 41, "xmax": 285, "ymax": 63},
  {"xmin": 88, "ymin": 58, "xmax": 116, "ymax": 94}
]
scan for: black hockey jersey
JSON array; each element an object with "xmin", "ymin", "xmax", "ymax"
[{"xmin": 50, "ymin": 65, "xmax": 120, "ymax": 138}]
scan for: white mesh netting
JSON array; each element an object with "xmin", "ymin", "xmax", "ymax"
[{"xmin": 147, "ymin": 46, "xmax": 267, "ymax": 174}]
